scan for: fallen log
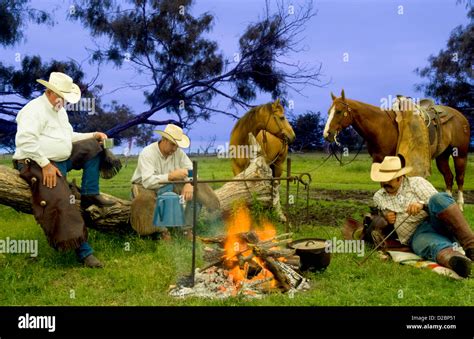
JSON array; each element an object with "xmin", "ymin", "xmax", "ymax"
[{"xmin": 0, "ymin": 164, "xmax": 134, "ymax": 234}]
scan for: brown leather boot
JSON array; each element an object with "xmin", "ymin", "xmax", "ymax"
[
  {"xmin": 83, "ymin": 254, "xmax": 104, "ymax": 268},
  {"xmin": 436, "ymin": 248, "xmax": 471, "ymax": 278},
  {"xmin": 436, "ymin": 204, "xmax": 474, "ymax": 260},
  {"xmin": 81, "ymin": 194, "xmax": 116, "ymax": 208}
]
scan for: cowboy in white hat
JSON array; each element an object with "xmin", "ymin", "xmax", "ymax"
[
  {"xmin": 371, "ymin": 155, "xmax": 473, "ymax": 277},
  {"xmin": 12, "ymin": 71, "xmax": 114, "ymax": 268},
  {"xmin": 130, "ymin": 124, "xmax": 219, "ymax": 240}
]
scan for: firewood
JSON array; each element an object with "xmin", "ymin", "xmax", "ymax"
[
  {"xmin": 248, "ymin": 243, "xmax": 295, "ymax": 258},
  {"xmin": 203, "ymin": 247, "xmax": 225, "ymax": 262},
  {"xmin": 238, "ymin": 231, "xmax": 260, "ymax": 244},
  {"xmin": 241, "ymin": 277, "xmax": 273, "ymax": 289},
  {"xmin": 243, "ymin": 262, "xmax": 249, "ymax": 280},
  {"xmin": 264, "ymin": 248, "xmax": 296, "ymax": 258},
  {"xmin": 198, "ymin": 235, "xmax": 227, "ymax": 245},
  {"xmin": 273, "ymin": 261, "xmax": 307, "ymax": 289},
  {"xmin": 257, "ymin": 238, "xmax": 294, "ymax": 249},
  {"xmin": 282, "ymin": 255, "xmax": 301, "ymax": 268},
  {"xmin": 199, "ymin": 232, "xmax": 261, "ymax": 247},
  {"xmin": 257, "ymin": 232, "xmax": 293, "ymax": 245},
  {"xmin": 262, "ymin": 256, "xmax": 291, "ymax": 292}
]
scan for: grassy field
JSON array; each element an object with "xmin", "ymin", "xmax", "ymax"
[{"xmin": 0, "ymin": 153, "xmax": 473, "ymax": 306}]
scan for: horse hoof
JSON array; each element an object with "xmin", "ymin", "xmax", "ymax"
[{"xmin": 458, "ymin": 203, "xmax": 464, "ymax": 212}]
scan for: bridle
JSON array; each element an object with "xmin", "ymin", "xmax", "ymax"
[
  {"xmin": 261, "ymin": 105, "xmax": 290, "ymax": 167},
  {"xmin": 328, "ymin": 100, "xmax": 363, "ymax": 166},
  {"xmin": 328, "ymin": 100, "xmax": 354, "ymax": 145}
]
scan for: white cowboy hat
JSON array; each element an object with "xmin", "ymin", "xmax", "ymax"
[
  {"xmin": 37, "ymin": 72, "xmax": 81, "ymax": 104},
  {"xmin": 370, "ymin": 156, "xmax": 412, "ymax": 182},
  {"xmin": 155, "ymin": 124, "xmax": 190, "ymax": 148}
]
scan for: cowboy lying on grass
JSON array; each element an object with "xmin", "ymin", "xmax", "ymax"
[
  {"xmin": 371, "ymin": 155, "xmax": 474, "ymax": 278},
  {"xmin": 130, "ymin": 124, "xmax": 220, "ymax": 240}
]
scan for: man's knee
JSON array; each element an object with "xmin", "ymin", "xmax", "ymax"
[{"xmin": 428, "ymin": 192, "xmax": 455, "ymax": 214}]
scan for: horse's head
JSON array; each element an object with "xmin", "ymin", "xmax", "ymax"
[
  {"xmin": 262, "ymin": 99, "xmax": 296, "ymax": 143},
  {"xmin": 323, "ymin": 89, "xmax": 354, "ymax": 144}
]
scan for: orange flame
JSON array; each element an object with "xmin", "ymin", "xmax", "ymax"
[{"xmin": 222, "ymin": 205, "xmax": 279, "ymax": 290}]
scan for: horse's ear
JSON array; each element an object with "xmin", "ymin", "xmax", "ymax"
[
  {"xmin": 272, "ymin": 98, "xmax": 281, "ymax": 110},
  {"xmin": 341, "ymin": 89, "xmax": 346, "ymax": 101},
  {"xmin": 331, "ymin": 92, "xmax": 336, "ymax": 101}
]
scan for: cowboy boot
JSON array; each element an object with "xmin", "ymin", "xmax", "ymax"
[
  {"xmin": 436, "ymin": 248, "xmax": 471, "ymax": 278},
  {"xmin": 81, "ymin": 194, "xmax": 116, "ymax": 208},
  {"xmin": 83, "ymin": 254, "xmax": 104, "ymax": 268},
  {"xmin": 436, "ymin": 204, "xmax": 474, "ymax": 260}
]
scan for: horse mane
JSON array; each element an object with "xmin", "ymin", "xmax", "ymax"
[
  {"xmin": 345, "ymin": 98, "xmax": 385, "ymax": 113},
  {"xmin": 231, "ymin": 102, "xmax": 272, "ymax": 134}
]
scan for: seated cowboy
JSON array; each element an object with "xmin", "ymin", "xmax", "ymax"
[
  {"xmin": 370, "ymin": 155, "xmax": 473, "ymax": 278},
  {"xmin": 130, "ymin": 124, "xmax": 219, "ymax": 240},
  {"xmin": 12, "ymin": 71, "xmax": 115, "ymax": 268}
]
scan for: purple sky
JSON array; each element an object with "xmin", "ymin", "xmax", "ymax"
[{"xmin": 0, "ymin": 0, "xmax": 470, "ymax": 153}]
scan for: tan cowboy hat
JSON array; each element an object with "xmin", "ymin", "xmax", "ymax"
[
  {"xmin": 370, "ymin": 156, "xmax": 412, "ymax": 182},
  {"xmin": 155, "ymin": 124, "xmax": 190, "ymax": 148},
  {"xmin": 37, "ymin": 72, "xmax": 81, "ymax": 104}
]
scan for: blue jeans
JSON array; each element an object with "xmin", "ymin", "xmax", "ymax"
[
  {"xmin": 55, "ymin": 155, "xmax": 100, "ymax": 195},
  {"xmin": 409, "ymin": 193, "xmax": 456, "ymax": 261},
  {"xmin": 76, "ymin": 242, "xmax": 94, "ymax": 260}
]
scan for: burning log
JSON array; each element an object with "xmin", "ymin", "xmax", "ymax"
[{"xmin": 261, "ymin": 256, "xmax": 292, "ymax": 292}]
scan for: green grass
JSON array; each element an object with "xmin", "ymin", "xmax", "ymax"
[{"xmin": 0, "ymin": 153, "xmax": 473, "ymax": 306}]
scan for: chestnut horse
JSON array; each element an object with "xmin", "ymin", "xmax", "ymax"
[
  {"xmin": 323, "ymin": 90, "xmax": 470, "ymax": 210},
  {"xmin": 230, "ymin": 99, "xmax": 296, "ymax": 177}
]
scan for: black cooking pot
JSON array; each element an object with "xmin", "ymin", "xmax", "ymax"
[{"xmin": 288, "ymin": 238, "xmax": 331, "ymax": 272}]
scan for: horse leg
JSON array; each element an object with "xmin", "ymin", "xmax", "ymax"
[
  {"xmin": 453, "ymin": 155, "xmax": 467, "ymax": 212},
  {"xmin": 435, "ymin": 148, "xmax": 454, "ymax": 196}
]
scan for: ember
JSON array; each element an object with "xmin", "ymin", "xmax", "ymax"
[{"xmin": 169, "ymin": 205, "xmax": 309, "ymax": 298}]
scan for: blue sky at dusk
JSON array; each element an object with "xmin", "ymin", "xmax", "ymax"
[{"xmin": 0, "ymin": 0, "xmax": 470, "ymax": 153}]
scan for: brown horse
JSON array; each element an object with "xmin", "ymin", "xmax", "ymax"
[
  {"xmin": 323, "ymin": 90, "xmax": 470, "ymax": 210},
  {"xmin": 230, "ymin": 99, "xmax": 296, "ymax": 177}
]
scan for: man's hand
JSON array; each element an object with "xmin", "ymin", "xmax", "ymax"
[
  {"xmin": 168, "ymin": 168, "xmax": 188, "ymax": 181},
  {"xmin": 181, "ymin": 183, "xmax": 193, "ymax": 201},
  {"xmin": 42, "ymin": 163, "xmax": 62, "ymax": 188},
  {"xmin": 94, "ymin": 132, "xmax": 108, "ymax": 141},
  {"xmin": 384, "ymin": 210, "xmax": 397, "ymax": 224},
  {"xmin": 406, "ymin": 202, "xmax": 424, "ymax": 216}
]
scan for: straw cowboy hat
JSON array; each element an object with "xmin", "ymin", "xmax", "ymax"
[
  {"xmin": 37, "ymin": 72, "xmax": 81, "ymax": 104},
  {"xmin": 155, "ymin": 124, "xmax": 190, "ymax": 148},
  {"xmin": 370, "ymin": 156, "xmax": 412, "ymax": 182}
]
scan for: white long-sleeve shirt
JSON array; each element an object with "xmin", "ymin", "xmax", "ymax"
[
  {"xmin": 131, "ymin": 142, "xmax": 193, "ymax": 190},
  {"xmin": 13, "ymin": 93, "xmax": 94, "ymax": 167}
]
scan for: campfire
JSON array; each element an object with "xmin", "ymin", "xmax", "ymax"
[{"xmin": 169, "ymin": 205, "xmax": 309, "ymax": 299}]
